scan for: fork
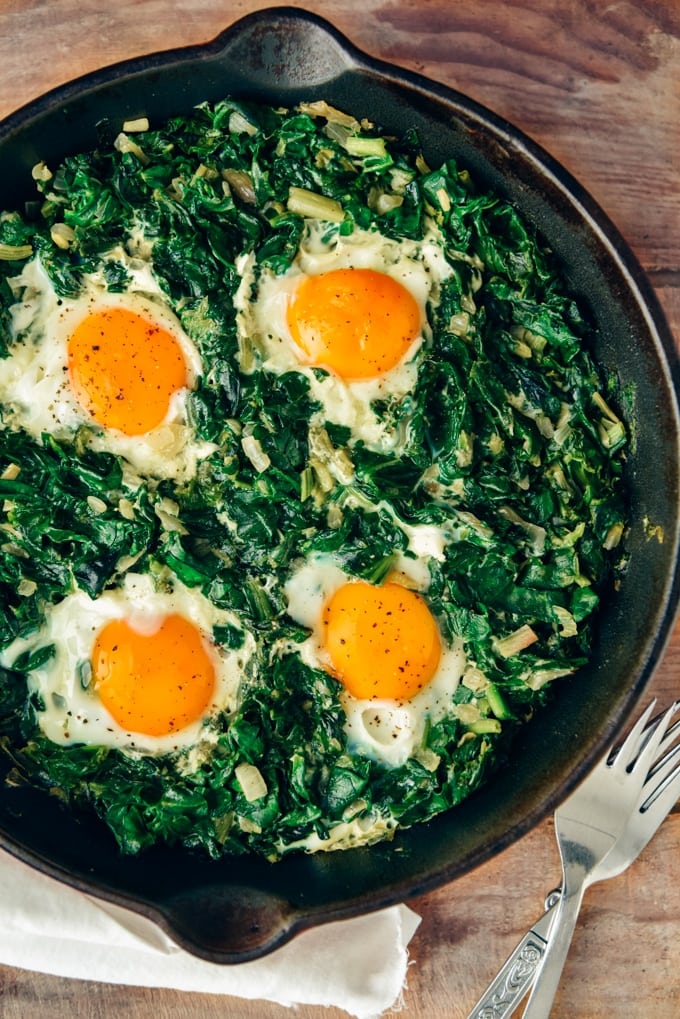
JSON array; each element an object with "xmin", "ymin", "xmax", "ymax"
[{"xmin": 467, "ymin": 700, "xmax": 680, "ymax": 1019}]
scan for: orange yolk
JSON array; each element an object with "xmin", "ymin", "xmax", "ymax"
[
  {"xmin": 92, "ymin": 614, "xmax": 216, "ymax": 737},
  {"xmin": 322, "ymin": 581, "xmax": 442, "ymax": 701},
  {"xmin": 286, "ymin": 268, "xmax": 421, "ymax": 380},
  {"xmin": 67, "ymin": 307, "xmax": 188, "ymax": 436}
]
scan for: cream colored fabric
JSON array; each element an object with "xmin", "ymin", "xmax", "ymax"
[{"xmin": 0, "ymin": 848, "xmax": 420, "ymax": 1019}]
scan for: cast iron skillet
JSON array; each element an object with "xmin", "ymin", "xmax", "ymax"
[{"xmin": 0, "ymin": 7, "xmax": 679, "ymax": 963}]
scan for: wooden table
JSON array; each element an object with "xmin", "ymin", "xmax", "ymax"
[{"xmin": 0, "ymin": 2, "xmax": 678, "ymax": 1016}]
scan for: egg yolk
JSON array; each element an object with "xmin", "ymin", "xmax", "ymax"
[
  {"xmin": 92, "ymin": 614, "xmax": 216, "ymax": 737},
  {"xmin": 322, "ymin": 581, "xmax": 441, "ymax": 701},
  {"xmin": 67, "ymin": 307, "xmax": 188, "ymax": 436},
  {"xmin": 286, "ymin": 268, "xmax": 421, "ymax": 380}
]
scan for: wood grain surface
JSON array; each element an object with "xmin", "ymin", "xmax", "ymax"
[{"xmin": 0, "ymin": 2, "xmax": 678, "ymax": 1017}]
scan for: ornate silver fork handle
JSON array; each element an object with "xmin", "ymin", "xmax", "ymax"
[{"xmin": 466, "ymin": 891, "xmax": 560, "ymax": 1019}]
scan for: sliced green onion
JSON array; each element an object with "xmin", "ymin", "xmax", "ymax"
[
  {"xmin": 467, "ymin": 718, "xmax": 502, "ymax": 735},
  {"xmin": 228, "ymin": 111, "xmax": 258, "ymax": 136},
  {"xmin": 486, "ymin": 683, "xmax": 512, "ymax": 720},
  {"xmin": 31, "ymin": 161, "xmax": 52, "ymax": 182},
  {"xmin": 603, "ymin": 521, "xmax": 624, "ymax": 550},
  {"xmin": 343, "ymin": 135, "xmax": 388, "ymax": 158},
  {"xmin": 122, "ymin": 117, "xmax": 149, "ymax": 134},
  {"xmin": 287, "ymin": 186, "xmax": 345, "ymax": 223},
  {"xmin": 241, "ymin": 434, "xmax": 271, "ymax": 474},
  {"xmin": 598, "ymin": 418, "xmax": 626, "ymax": 451},
  {"xmin": 299, "ymin": 100, "xmax": 360, "ymax": 129},
  {"xmin": 300, "ymin": 466, "xmax": 315, "ymax": 502},
  {"xmin": 553, "ymin": 605, "xmax": 578, "ymax": 638},
  {"xmin": 50, "ymin": 223, "xmax": 76, "ymax": 250},
  {"xmin": 235, "ymin": 763, "xmax": 268, "ymax": 803},
  {"xmin": 0, "ymin": 242, "xmax": 32, "ymax": 261},
  {"xmin": 114, "ymin": 131, "xmax": 149, "ymax": 165},
  {"xmin": 493, "ymin": 624, "xmax": 539, "ymax": 659}
]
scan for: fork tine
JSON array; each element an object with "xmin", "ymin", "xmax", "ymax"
[
  {"xmin": 609, "ymin": 699, "xmax": 658, "ymax": 770},
  {"xmin": 641, "ymin": 756, "xmax": 680, "ymax": 815},
  {"xmin": 651, "ymin": 709, "xmax": 680, "ymax": 761},
  {"xmin": 607, "ymin": 696, "xmax": 656, "ymax": 766},
  {"xmin": 626, "ymin": 702, "xmax": 678, "ymax": 777},
  {"xmin": 650, "ymin": 740, "xmax": 680, "ymax": 786},
  {"xmin": 642, "ymin": 711, "xmax": 680, "ymax": 812}
]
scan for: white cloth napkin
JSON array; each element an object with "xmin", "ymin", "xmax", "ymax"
[{"xmin": 0, "ymin": 848, "xmax": 421, "ymax": 1019}]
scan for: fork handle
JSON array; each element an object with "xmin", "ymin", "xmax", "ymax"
[
  {"xmin": 466, "ymin": 929, "xmax": 550, "ymax": 1018},
  {"xmin": 465, "ymin": 895, "xmax": 559, "ymax": 1018},
  {"xmin": 521, "ymin": 880, "xmax": 587, "ymax": 1018}
]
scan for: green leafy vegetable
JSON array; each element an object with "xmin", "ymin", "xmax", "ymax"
[{"xmin": 0, "ymin": 98, "xmax": 628, "ymax": 859}]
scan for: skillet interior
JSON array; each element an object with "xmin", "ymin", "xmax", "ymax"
[{"xmin": 0, "ymin": 6, "xmax": 678, "ymax": 962}]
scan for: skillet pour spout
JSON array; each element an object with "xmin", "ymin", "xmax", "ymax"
[{"xmin": 0, "ymin": 6, "xmax": 679, "ymax": 962}]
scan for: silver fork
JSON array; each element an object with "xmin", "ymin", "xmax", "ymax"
[{"xmin": 467, "ymin": 700, "xmax": 680, "ymax": 1019}]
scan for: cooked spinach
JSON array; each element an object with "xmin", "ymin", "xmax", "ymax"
[{"xmin": 0, "ymin": 98, "xmax": 627, "ymax": 858}]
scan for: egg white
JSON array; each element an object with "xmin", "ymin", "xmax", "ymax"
[
  {"xmin": 0, "ymin": 254, "xmax": 215, "ymax": 482},
  {"xmin": 283, "ymin": 552, "xmax": 466, "ymax": 769},
  {"xmin": 235, "ymin": 220, "xmax": 454, "ymax": 454},
  {"xmin": 0, "ymin": 573, "xmax": 254, "ymax": 761}
]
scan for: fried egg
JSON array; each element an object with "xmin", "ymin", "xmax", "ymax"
[
  {"xmin": 0, "ymin": 573, "xmax": 254, "ymax": 760},
  {"xmin": 0, "ymin": 255, "xmax": 214, "ymax": 481},
  {"xmin": 235, "ymin": 221, "xmax": 454, "ymax": 453},
  {"xmin": 283, "ymin": 552, "xmax": 465, "ymax": 768}
]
